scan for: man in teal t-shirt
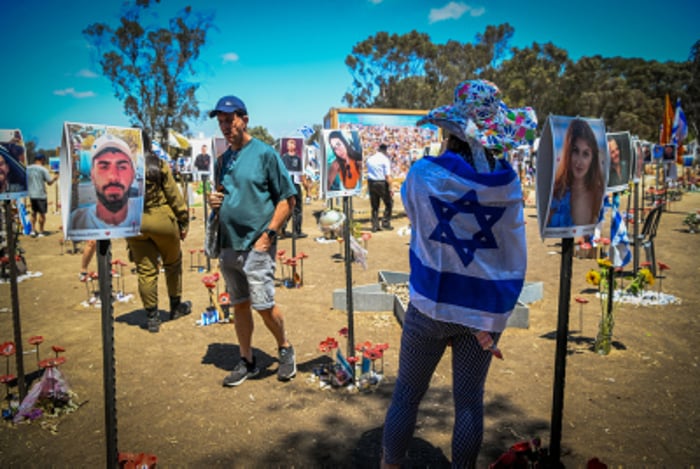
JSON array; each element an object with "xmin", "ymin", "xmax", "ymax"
[{"xmin": 208, "ymin": 95, "xmax": 298, "ymax": 387}]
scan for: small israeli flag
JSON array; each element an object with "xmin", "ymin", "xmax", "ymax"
[
  {"xmin": 610, "ymin": 195, "xmax": 631, "ymax": 267},
  {"xmin": 402, "ymin": 151, "xmax": 527, "ymax": 332},
  {"xmin": 298, "ymin": 125, "xmax": 315, "ymax": 139}
]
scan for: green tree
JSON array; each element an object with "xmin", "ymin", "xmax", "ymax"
[
  {"xmin": 83, "ymin": 0, "xmax": 214, "ymax": 146},
  {"xmin": 249, "ymin": 126, "xmax": 275, "ymax": 146}
]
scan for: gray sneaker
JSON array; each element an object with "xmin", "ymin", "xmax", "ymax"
[
  {"xmin": 223, "ymin": 358, "xmax": 259, "ymax": 387},
  {"xmin": 278, "ymin": 345, "xmax": 297, "ymax": 381}
]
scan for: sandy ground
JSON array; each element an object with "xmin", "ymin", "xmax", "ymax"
[{"xmin": 1, "ymin": 182, "xmax": 699, "ymax": 467}]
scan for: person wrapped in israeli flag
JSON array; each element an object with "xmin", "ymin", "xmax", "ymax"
[
  {"xmin": 403, "ymin": 153, "xmax": 527, "ymax": 331},
  {"xmin": 382, "ymin": 79, "xmax": 537, "ymax": 469}
]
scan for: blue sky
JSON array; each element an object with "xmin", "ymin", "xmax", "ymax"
[{"xmin": 2, "ymin": 0, "xmax": 698, "ymax": 150}]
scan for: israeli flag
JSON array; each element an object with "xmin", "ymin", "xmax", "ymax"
[
  {"xmin": 402, "ymin": 152, "xmax": 527, "ymax": 332},
  {"xmin": 672, "ymin": 98, "xmax": 688, "ymax": 145},
  {"xmin": 298, "ymin": 125, "xmax": 315, "ymax": 139},
  {"xmin": 610, "ymin": 195, "xmax": 631, "ymax": 267}
]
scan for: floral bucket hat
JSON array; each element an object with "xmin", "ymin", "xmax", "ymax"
[{"xmin": 417, "ymin": 79, "xmax": 538, "ymax": 153}]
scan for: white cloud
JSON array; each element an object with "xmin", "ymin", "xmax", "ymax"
[
  {"xmin": 53, "ymin": 88, "xmax": 96, "ymax": 99},
  {"xmin": 469, "ymin": 6, "xmax": 485, "ymax": 16},
  {"xmin": 76, "ymin": 69, "xmax": 99, "ymax": 78},
  {"xmin": 429, "ymin": 2, "xmax": 483, "ymax": 23},
  {"xmin": 222, "ymin": 52, "xmax": 239, "ymax": 64}
]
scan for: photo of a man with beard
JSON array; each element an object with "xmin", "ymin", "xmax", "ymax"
[{"xmin": 70, "ymin": 133, "xmax": 143, "ymax": 231}]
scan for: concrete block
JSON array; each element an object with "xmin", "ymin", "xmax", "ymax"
[
  {"xmin": 519, "ymin": 281, "xmax": 543, "ymax": 304},
  {"xmin": 506, "ymin": 302, "xmax": 529, "ymax": 329},
  {"xmin": 332, "ymin": 283, "xmax": 395, "ymax": 312}
]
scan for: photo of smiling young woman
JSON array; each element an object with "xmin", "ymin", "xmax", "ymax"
[{"xmin": 538, "ymin": 116, "xmax": 608, "ymax": 239}]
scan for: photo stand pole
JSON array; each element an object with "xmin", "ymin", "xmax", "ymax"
[
  {"xmin": 548, "ymin": 237, "xmax": 574, "ymax": 465},
  {"xmin": 97, "ymin": 239, "xmax": 118, "ymax": 469},
  {"xmin": 3, "ymin": 200, "xmax": 27, "ymax": 400},
  {"xmin": 342, "ymin": 196, "xmax": 356, "ymax": 378},
  {"xmin": 633, "ymin": 181, "xmax": 640, "ymax": 275},
  {"xmin": 201, "ymin": 174, "xmax": 211, "ymax": 272}
]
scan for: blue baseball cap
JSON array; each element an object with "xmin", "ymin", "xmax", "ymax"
[{"xmin": 209, "ymin": 95, "xmax": 247, "ymax": 118}]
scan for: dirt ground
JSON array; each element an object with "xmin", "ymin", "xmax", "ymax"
[{"xmin": 1, "ymin": 183, "xmax": 699, "ymax": 468}]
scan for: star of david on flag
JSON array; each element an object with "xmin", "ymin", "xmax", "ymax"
[{"xmin": 402, "ymin": 152, "xmax": 527, "ymax": 332}]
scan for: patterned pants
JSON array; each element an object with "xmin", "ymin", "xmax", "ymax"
[{"xmin": 382, "ymin": 303, "xmax": 499, "ymax": 468}]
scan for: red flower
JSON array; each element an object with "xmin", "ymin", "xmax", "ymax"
[
  {"xmin": 355, "ymin": 341, "xmax": 372, "ymax": 352},
  {"xmin": 51, "ymin": 345, "xmax": 65, "ymax": 355},
  {"xmin": 39, "ymin": 356, "xmax": 67, "ymax": 369},
  {"xmin": 657, "ymin": 261, "xmax": 670, "ymax": 271},
  {"xmin": 277, "ymin": 249, "xmax": 286, "ymax": 258},
  {"xmin": 346, "ymin": 356, "xmax": 359, "ymax": 365},
  {"xmin": 201, "ymin": 275, "xmax": 217, "ymax": 289},
  {"xmin": 218, "ymin": 292, "xmax": 231, "ymax": 305},
  {"xmin": 338, "ymin": 327, "xmax": 348, "ymax": 338},
  {"xmin": 575, "ymin": 297, "xmax": 589, "ymax": 304},
  {"xmin": 363, "ymin": 348, "xmax": 382, "ymax": 360},
  {"xmin": 0, "ymin": 374, "xmax": 16, "ymax": 384},
  {"xmin": 318, "ymin": 341, "xmax": 330, "ymax": 353},
  {"xmin": 0, "ymin": 342, "xmax": 16, "ymax": 356},
  {"xmin": 296, "ymin": 252, "xmax": 308, "ymax": 259},
  {"xmin": 375, "ymin": 342, "xmax": 389, "ymax": 352},
  {"xmin": 28, "ymin": 336, "xmax": 44, "ymax": 345}
]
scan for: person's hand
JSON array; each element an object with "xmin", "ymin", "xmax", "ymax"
[
  {"xmin": 209, "ymin": 190, "xmax": 224, "ymax": 211},
  {"xmin": 253, "ymin": 231, "xmax": 273, "ymax": 252}
]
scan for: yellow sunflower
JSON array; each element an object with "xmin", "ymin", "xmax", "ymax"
[
  {"xmin": 640, "ymin": 268, "xmax": 655, "ymax": 286},
  {"xmin": 586, "ymin": 269, "xmax": 601, "ymax": 286}
]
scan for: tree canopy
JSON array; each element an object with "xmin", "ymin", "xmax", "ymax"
[
  {"xmin": 83, "ymin": 0, "xmax": 214, "ymax": 147},
  {"xmin": 344, "ymin": 24, "xmax": 698, "ymax": 142}
]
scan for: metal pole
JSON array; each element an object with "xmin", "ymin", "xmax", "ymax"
[
  {"xmin": 549, "ymin": 237, "xmax": 573, "ymax": 464},
  {"xmin": 4, "ymin": 201, "xmax": 27, "ymax": 400},
  {"xmin": 97, "ymin": 239, "xmax": 118, "ymax": 469},
  {"xmin": 633, "ymin": 181, "xmax": 640, "ymax": 275},
  {"xmin": 342, "ymin": 197, "xmax": 355, "ymax": 366},
  {"xmin": 201, "ymin": 174, "xmax": 211, "ymax": 272}
]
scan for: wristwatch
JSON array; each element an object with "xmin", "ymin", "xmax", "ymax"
[{"xmin": 265, "ymin": 229, "xmax": 277, "ymax": 241}]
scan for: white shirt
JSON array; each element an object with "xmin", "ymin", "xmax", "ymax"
[{"xmin": 366, "ymin": 151, "xmax": 391, "ymax": 181}]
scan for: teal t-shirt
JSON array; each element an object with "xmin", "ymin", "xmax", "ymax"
[{"xmin": 217, "ymin": 138, "xmax": 296, "ymax": 251}]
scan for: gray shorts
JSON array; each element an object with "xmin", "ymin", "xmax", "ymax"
[{"xmin": 219, "ymin": 247, "xmax": 276, "ymax": 310}]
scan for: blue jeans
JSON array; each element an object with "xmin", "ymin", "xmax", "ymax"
[{"xmin": 382, "ymin": 303, "xmax": 499, "ymax": 468}]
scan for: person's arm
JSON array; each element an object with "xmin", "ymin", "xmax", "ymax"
[
  {"xmin": 253, "ymin": 195, "xmax": 294, "ymax": 251},
  {"xmin": 160, "ymin": 160, "xmax": 189, "ymax": 239}
]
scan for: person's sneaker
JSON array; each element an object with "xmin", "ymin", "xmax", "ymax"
[
  {"xmin": 294, "ymin": 232, "xmax": 308, "ymax": 239},
  {"xmin": 381, "ymin": 224, "xmax": 394, "ymax": 231},
  {"xmin": 277, "ymin": 345, "xmax": 296, "ymax": 381},
  {"xmin": 30, "ymin": 231, "xmax": 38, "ymax": 238},
  {"xmin": 37, "ymin": 233, "xmax": 46, "ymax": 238},
  {"xmin": 79, "ymin": 272, "xmax": 88, "ymax": 282},
  {"xmin": 223, "ymin": 358, "xmax": 260, "ymax": 387}
]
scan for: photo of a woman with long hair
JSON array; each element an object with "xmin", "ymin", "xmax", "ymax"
[
  {"xmin": 326, "ymin": 130, "xmax": 362, "ymax": 194},
  {"xmin": 547, "ymin": 118, "xmax": 605, "ymax": 227}
]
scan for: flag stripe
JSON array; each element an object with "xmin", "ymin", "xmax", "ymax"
[{"xmin": 409, "ymin": 249, "xmax": 525, "ymax": 314}]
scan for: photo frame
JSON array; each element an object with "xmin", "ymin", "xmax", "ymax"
[
  {"xmin": 606, "ymin": 131, "xmax": 632, "ymax": 192},
  {"xmin": 537, "ymin": 115, "xmax": 608, "ymax": 239},
  {"xmin": 60, "ymin": 123, "xmax": 145, "ymax": 241},
  {"xmin": 322, "ymin": 129, "xmax": 363, "ymax": 198},
  {"xmin": 280, "ymin": 137, "xmax": 304, "ymax": 185},
  {"xmin": 0, "ymin": 129, "xmax": 28, "ymax": 200}
]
